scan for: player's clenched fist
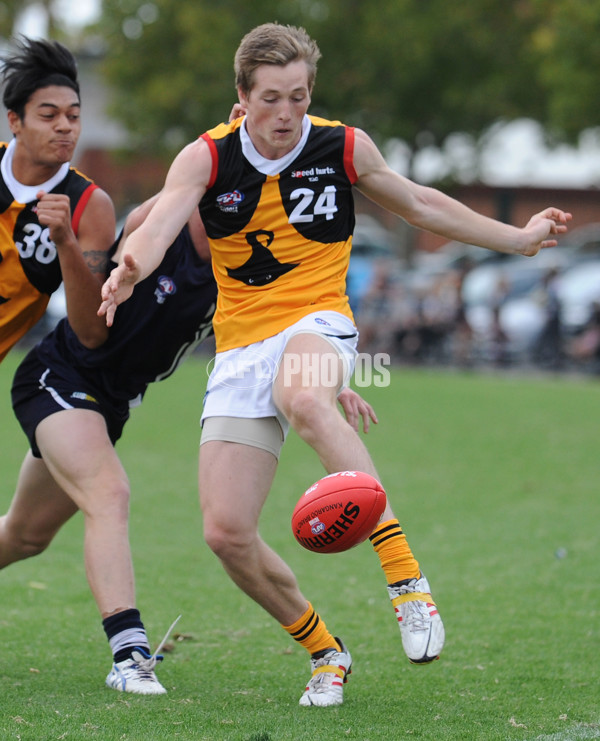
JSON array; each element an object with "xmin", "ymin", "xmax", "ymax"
[{"xmin": 35, "ymin": 190, "xmax": 74, "ymax": 245}]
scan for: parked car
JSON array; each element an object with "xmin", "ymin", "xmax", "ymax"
[
  {"xmin": 413, "ymin": 239, "xmax": 506, "ymax": 274},
  {"xmin": 556, "ymin": 259, "xmax": 600, "ymax": 332},
  {"xmin": 461, "ymin": 248, "xmax": 574, "ymax": 355},
  {"xmin": 559, "ymin": 222, "xmax": 600, "ymax": 263}
]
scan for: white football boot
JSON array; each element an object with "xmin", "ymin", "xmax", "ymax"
[
  {"xmin": 299, "ymin": 638, "xmax": 352, "ymax": 707},
  {"xmin": 105, "ymin": 614, "xmax": 181, "ymax": 695},
  {"xmin": 106, "ymin": 647, "xmax": 167, "ymax": 695},
  {"xmin": 387, "ymin": 574, "xmax": 445, "ymax": 663}
]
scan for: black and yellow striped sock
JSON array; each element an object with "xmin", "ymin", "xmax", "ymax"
[
  {"xmin": 282, "ymin": 602, "xmax": 339, "ymax": 656},
  {"xmin": 369, "ymin": 518, "xmax": 420, "ymax": 584}
]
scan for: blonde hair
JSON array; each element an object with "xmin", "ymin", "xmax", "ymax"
[{"xmin": 234, "ymin": 23, "xmax": 321, "ymax": 96}]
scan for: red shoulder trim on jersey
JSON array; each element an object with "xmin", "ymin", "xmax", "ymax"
[
  {"xmin": 71, "ymin": 183, "xmax": 98, "ymax": 236},
  {"xmin": 200, "ymin": 133, "xmax": 219, "ymax": 189},
  {"xmin": 344, "ymin": 127, "xmax": 358, "ymax": 184}
]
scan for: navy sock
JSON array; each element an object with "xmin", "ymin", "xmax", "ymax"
[{"xmin": 102, "ymin": 608, "xmax": 149, "ymax": 663}]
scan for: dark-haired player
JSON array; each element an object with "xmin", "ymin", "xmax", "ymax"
[
  {"xmin": 0, "ymin": 36, "xmax": 114, "ymax": 361},
  {"xmin": 3, "ymin": 194, "xmax": 375, "ymax": 694},
  {"xmin": 2, "ymin": 197, "xmax": 214, "ymax": 694}
]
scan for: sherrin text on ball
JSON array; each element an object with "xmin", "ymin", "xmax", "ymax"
[{"xmin": 291, "ymin": 471, "xmax": 387, "ymax": 554}]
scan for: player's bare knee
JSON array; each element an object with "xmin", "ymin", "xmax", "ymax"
[
  {"xmin": 19, "ymin": 534, "xmax": 52, "ymax": 558},
  {"xmin": 284, "ymin": 389, "xmax": 330, "ymax": 440},
  {"xmin": 2, "ymin": 523, "xmax": 52, "ymax": 560},
  {"xmin": 203, "ymin": 519, "xmax": 255, "ymax": 563},
  {"xmin": 80, "ymin": 476, "xmax": 130, "ymax": 520}
]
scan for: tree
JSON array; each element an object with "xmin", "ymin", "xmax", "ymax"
[
  {"xmin": 529, "ymin": 0, "xmax": 600, "ymax": 142},
  {"xmin": 93, "ymin": 0, "xmax": 599, "ymax": 173},
  {"xmin": 97, "ymin": 0, "xmax": 309, "ymax": 153},
  {"xmin": 306, "ymin": 0, "xmax": 546, "ymax": 170},
  {"xmin": 0, "ymin": 0, "xmax": 61, "ymax": 40}
]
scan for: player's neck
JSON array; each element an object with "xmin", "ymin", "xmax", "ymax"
[
  {"xmin": 11, "ymin": 147, "xmax": 65, "ymax": 187},
  {"xmin": 12, "ymin": 160, "xmax": 63, "ymax": 187}
]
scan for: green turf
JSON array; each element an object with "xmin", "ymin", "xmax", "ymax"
[{"xmin": 1, "ymin": 350, "xmax": 599, "ymax": 740}]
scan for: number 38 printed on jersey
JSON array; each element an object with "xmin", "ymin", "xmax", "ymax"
[{"xmin": 16, "ymin": 222, "xmax": 57, "ymax": 265}]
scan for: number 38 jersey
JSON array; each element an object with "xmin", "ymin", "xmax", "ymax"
[
  {"xmin": 199, "ymin": 114, "xmax": 358, "ymax": 352},
  {"xmin": 0, "ymin": 140, "xmax": 98, "ymax": 362}
]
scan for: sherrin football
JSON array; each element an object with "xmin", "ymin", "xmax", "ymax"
[{"xmin": 291, "ymin": 471, "xmax": 387, "ymax": 554}]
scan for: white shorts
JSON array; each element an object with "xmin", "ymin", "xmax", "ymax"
[{"xmin": 201, "ymin": 310, "xmax": 359, "ymax": 436}]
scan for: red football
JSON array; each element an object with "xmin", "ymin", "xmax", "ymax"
[{"xmin": 291, "ymin": 471, "xmax": 387, "ymax": 554}]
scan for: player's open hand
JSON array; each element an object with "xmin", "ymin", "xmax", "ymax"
[
  {"xmin": 98, "ymin": 253, "xmax": 140, "ymax": 326},
  {"xmin": 338, "ymin": 387, "xmax": 378, "ymax": 433},
  {"xmin": 520, "ymin": 207, "xmax": 572, "ymax": 256}
]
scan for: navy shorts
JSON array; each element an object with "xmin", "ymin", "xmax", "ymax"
[{"xmin": 11, "ymin": 349, "xmax": 130, "ymax": 458}]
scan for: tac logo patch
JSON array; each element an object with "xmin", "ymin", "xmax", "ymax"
[{"xmin": 154, "ymin": 275, "xmax": 177, "ymax": 304}]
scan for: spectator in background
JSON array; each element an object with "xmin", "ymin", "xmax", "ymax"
[
  {"xmin": 532, "ymin": 267, "xmax": 563, "ymax": 369},
  {"xmin": 566, "ymin": 301, "xmax": 600, "ymax": 373}
]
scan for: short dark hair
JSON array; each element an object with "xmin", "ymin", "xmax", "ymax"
[{"xmin": 1, "ymin": 36, "xmax": 80, "ymax": 119}]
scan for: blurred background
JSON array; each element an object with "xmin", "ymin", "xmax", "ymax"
[{"xmin": 3, "ymin": 0, "xmax": 600, "ymax": 373}]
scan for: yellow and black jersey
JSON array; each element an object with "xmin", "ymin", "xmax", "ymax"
[
  {"xmin": 199, "ymin": 114, "xmax": 358, "ymax": 351},
  {"xmin": 0, "ymin": 141, "xmax": 98, "ymax": 362}
]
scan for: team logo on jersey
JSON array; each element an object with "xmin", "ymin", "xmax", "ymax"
[
  {"xmin": 216, "ymin": 190, "xmax": 245, "ymax": 213},
  {"xmin": 226, "ymin": 229, "xmax": 299, "ymax": 286},
  {"xmin": 155, "ymin": 275, "xmax": 177, "ymax": 304}
]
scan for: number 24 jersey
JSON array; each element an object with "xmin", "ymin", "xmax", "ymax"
[{"xmin": 199, "ymin": 114, "xmax": 358, "ymax": 352}]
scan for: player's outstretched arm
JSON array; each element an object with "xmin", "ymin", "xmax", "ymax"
[
  {"xmin": 352, "ymin": 128, "xmax": 572, "ymax": 257},
  {"xmin": 98, "ymin": 138, "xmax": 213, "ymax": 325}
]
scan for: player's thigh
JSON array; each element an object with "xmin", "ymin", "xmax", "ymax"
[
  {"xmin": 198, "ymin": 439, "xmax": 277, "ymax": 529},
  {"xmin": 35, "ymin": 408, "xmax": 128, "ymax": 510},
  {"xmin": 4, "ymin": 451, "xmax": 78, "ymax": 542},
  {"xmin": 273, "ymin": 331, "xmax": 343, "ymax": 410}
]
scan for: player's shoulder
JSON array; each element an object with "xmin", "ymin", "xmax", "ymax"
[
  {"xmin": 67, "ymin": 164, "xmax": 96, "ymax": 185},
  {"xmin": 85, "ymin": 185, "xmax": 115, "ymax": 214},
  {"xmin": 307, "ymin": 113, "xmax": 346, "ymax": 129},
  {"xmin": 202, "ymin": 117, "xmax": 243, "ymax": 142},
  {"xmin": 352, "ymin": 127, "xmax": 383, "ymax": 167},
  {"xmin": 73, "ymin": 183, "xmax": 116, "ymax": 242}
]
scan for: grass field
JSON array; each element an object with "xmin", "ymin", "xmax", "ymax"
[{"xmin": 1, "ymin": 349, "xmax": 599, "ymax": 740}]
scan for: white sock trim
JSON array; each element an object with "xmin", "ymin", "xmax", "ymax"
[{"xmin": 109, "ymin": 627, "xmax": 149, "ymax": 657}]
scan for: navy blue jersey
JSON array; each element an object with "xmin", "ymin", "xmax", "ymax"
[{"xmin": 35, "ymin": 224, "xmax": 216, "ymax": 404}]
